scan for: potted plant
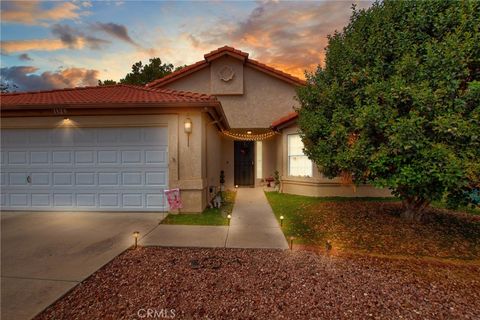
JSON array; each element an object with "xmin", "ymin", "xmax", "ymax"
[{"xmin": 273, "ymin": 170, "xmax": 280, "ymax": 191}]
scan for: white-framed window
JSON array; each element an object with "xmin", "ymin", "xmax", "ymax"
[{"xmin": 287, "ymin": 134, "xmax": 312, "ymax": 177}]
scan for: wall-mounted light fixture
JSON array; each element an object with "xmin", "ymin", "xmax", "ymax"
[
  {"xmin": 184, "ymin": 117, "xmax": 192, "ymax": 147},
  {"xmin": 62, "ymin": 117, "xmax": 72, "ymax": 126},
  {"xmin": 246, "ymin": 130, "xmax": 252, "ymax": 135}
]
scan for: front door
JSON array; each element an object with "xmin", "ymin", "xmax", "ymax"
[{"xmin": 234, "ymin": 141, "xmax": 254, "ymax": 186}]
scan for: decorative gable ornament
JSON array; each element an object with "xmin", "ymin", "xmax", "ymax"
[{"xmin": 218, "ymin": 65, "xmax": 235, "ymax": 82}]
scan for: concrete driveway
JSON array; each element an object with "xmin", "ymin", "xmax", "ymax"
[{"xmin": 1, "ymin": 211, "xmax": 165, "ymax": 320}]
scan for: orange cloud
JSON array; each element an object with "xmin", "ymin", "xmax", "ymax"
[
  {"xmin": 1, "ymin": 39, "xmax": 70, "ymax": 54},
  {"xmin": 1, "ymin": 1, "xmax": 85, "ymax": 26},
  {"xmin": 185, "ymin": 1, "xmax": 372, "ymax": 79}
]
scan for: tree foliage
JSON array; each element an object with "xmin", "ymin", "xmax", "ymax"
[
  {"xmin": 297, "ymin": 0, "xmax": 480, "ymax": 219},
  {"xmin": 98, "ymin": 58, "xmax": 185, "ymax": 86},
  {"xmin": 0, "ymin": 81, "xmax": 18, "ymax": 93}
]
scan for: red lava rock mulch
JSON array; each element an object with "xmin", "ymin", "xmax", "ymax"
[{"xmin": 35, "ymin": 247, "xmax": 480, "ymax": 320}]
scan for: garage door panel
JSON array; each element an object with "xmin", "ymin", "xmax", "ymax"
[
  {"xmin": 76, "ymin": 172, "xmax": 95, "ymax": 186},
  {"xmin": 122, "ymin": 172, "xmax": 142, "ymax": 185},
  {"xmin": 98, "ymin": 151, "xmax": 118, "ymax": 164},
  {"xmin": 10, "ymin": 193, "xmax": 28, "ymax": 206},
  {"xmin": 145, "ymin": 150, "xmax": 167, "ymax": 164},
  {"xmin": 8, "ymin": 151, "xmax": 28, "ymax": 165},
  {"xmin": 32, "ymin": 194, "xmax": 50, "ymax": 206},
  {"xmin": 1, "ymin": 127, "xmax": 169, "ymax": 211},
  {"xmin": 122, "ymin": 193, "xmax": 143, "ymax": 207},
  {"xmin": 30, "ymin": 151, "xmax": 49, "ymax": 164},
  {"xmin": 53, "ymin": 194, "xmax": 73, "ymax": 206},
  {"xmin": 75, "ymin": 151, "xmax": 95, "ymax": 164},
  {"xmin": 76, "ymin": 193, "xmax": 96, "ymax": 207},
  {"xmin": 99, "ymin": 193, "xmax": 119, "ymax": 207},
  {"xmin": 52, "ymin": 151, "xmax": 72, "ymax": 164},
  {"xmin": 121, "ymin": 150, "xmax": 142, "ymax": 164},
  {"xmin": 53, "ymin": 173, "xmax": 73, "ymax": 186},
  {"xmin": 31, "ymin": 172, "xmax": 50, "ymax": 185},
  {"xmin": 9, "ymin": 173, "xmax": 27, "ymax": 185},
  {"xmin": 98, "ymin": 172, "xmax": 119, "ymax": 186}
]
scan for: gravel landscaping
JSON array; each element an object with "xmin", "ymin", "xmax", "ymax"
[{"xmin": 35, "ymin": 247, "xmax": 480, "ymax": 320}]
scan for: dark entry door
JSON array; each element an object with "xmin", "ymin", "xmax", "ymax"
[{"xmin": 234, "ymin": 141, "xmax": 254, "ymax": 186}]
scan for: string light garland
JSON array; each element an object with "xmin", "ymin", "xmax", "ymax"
[{"xmin": 221, "ymin": 129, "xmax": 278, "ymax": 141}]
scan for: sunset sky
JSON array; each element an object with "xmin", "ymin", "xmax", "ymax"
[{"xmin": 1, "ymin": 0, "xmax": 372, "ymax": 92}]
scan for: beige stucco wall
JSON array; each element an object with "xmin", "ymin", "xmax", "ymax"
[
  {"xmin": 204, "ymin": 113, "xmax": 223, "ymax": 203},
  {"xmin": 1, "ymin": 112, "xmax": 212, "ymax": 213},
  {"xmin": 277, "ymin": 124, "xmax": 392, "ymax": 198},
  {"xmin": 162, "ymin": 58, "xmax": 300, "ymax": 128}
]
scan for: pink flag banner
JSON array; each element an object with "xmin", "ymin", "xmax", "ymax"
[{"xmin": 164, "ymin": 188, "xmax": 182, "ymax": 210}]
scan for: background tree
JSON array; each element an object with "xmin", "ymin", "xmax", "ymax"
[
  {"xmin": 98, "ymin": 58, "xmax": 185, "ymax": 86},
  {"xmin": 297, "ymin": 0, "xmax": 480, "ymax": 220},
  {"xmin": 0, "ymin": 81, "xmax": 18, "ymax": 93}
]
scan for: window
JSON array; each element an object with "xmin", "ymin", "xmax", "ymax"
[
  {"xmin": 256, "ymin": 141, "xmax": 263, "ymax": 179},
  {"xmin": 288, "ymin": 134, "xmax": 312, "ymax": 177}
]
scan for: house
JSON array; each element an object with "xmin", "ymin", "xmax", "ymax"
[{"xmin": 0, "ymin": 46, "xmax": 389, "ymax": 213}]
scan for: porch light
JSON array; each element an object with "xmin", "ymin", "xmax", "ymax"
[
  {"xmin": 133, "ymin": 231, "xmax": 140, "ymax": 249},
  {"xmin": 62, "ymin": 117, "xmax": 72, "ymax": 126},
  {"xmin": 235, "ymin": 185, "xmax": 239, "ymax": 188},
  {"xmin": 184, "ymin": 117, "xmax": 192, "ymax": 147},
  {"xmin": 280, "ymin": 215, "xmax": 284, "ymax": 226}
]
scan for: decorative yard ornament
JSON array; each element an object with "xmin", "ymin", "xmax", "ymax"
[
  {"xmin": 164, "ymin": 188, "xmax": 183, "ymax": 210},
  {"xmin": 218, "ymin": 65, "xmax": 235, "ymax": 82}
]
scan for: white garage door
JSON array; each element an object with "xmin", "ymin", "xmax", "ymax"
[{"xmin": 0, "ymin": 127, "xmax": 169, "ymax": 211}]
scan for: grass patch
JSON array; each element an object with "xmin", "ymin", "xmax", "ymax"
[
  {"xmin": 161, "ymin": 190, "xmax": 236, "ymax": 226},
  {"xmin": 265, "ymin": 191, "xmax": 480, "ymax": 261}
]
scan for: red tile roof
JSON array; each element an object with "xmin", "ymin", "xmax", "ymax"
[
  {"xmin": 271, "ymin": 111, "xmax": 299, "ymax": 129},
  {"xmin": 0, "ymin": 84, "xmax": 218, "ymax": 107},
  {"xmin": 147, "ymin": 45, "xmax": 306, "ymax": 88}
]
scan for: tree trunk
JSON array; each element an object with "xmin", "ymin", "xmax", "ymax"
[{"xmin": 401, "ymin": 196, "xmax": 430, "ymax": 221}]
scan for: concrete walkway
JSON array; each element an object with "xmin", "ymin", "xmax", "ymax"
[
  {"xmin": 225, "ymin": 187, "xmax": 288, "ymax": 249},
  {"xmin": 141, "ymin": 187, "xmax": 288, "ymax": 249}
]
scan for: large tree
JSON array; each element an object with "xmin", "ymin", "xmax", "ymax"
[
  {"xmin": 297, "ymin": 0, "xmax": 480, "ymax": 220},
  {"xmin": 99, "ymin": 58, "xmax": 185, "ymax": 86}
]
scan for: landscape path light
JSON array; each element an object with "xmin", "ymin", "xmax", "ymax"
[
  {"xmin": 289, "ymin": 236, "xmax": 295, "ymax": 250},
  {"xmin": 133, "ymin": 231, "xmax": 140, "ymax": 249},
  {"xmin": 280, "ymin": 215, "xmax": 284, "ymax": 227},
  {"xmin": 227, "ymin": 214, "xmax": 232, "ymax": 226}
]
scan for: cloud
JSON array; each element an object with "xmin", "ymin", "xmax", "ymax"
[
  {"xmin": 1, "ymin": 39, "xmax": 69, "ymax": 54},
  {"xmin": 0, "ymin": 1, "xmax": 86, "ymax": 26},
  {"xmin": 51, "ymin": 24, "xmax": 109, "ymax": 50},
  {"xmin": 0, "ymin": 66, "xmax": 100, "ymax": 91},
  {"xmin": 0, "ymin": 25, "xmax": 110, "ymax": 54},
  {"xmin": 89, "ymin": 22, "xmax": 156, "ymax": 56},
  {"xmin": 186, "ymin": 1, "xmax": 372, "ymax": 78},
  {"xmin": 90, "ymin": 22, "xmax": 138, "ymax": 46},
  {"xmin": 18, "ymin": 53, "xmax": 33, "ymax": 61}
]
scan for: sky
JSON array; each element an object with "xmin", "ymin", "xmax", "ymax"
[{"xmin": 1, "ymin": 0, "xmax": 372, "ymax": 92}]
